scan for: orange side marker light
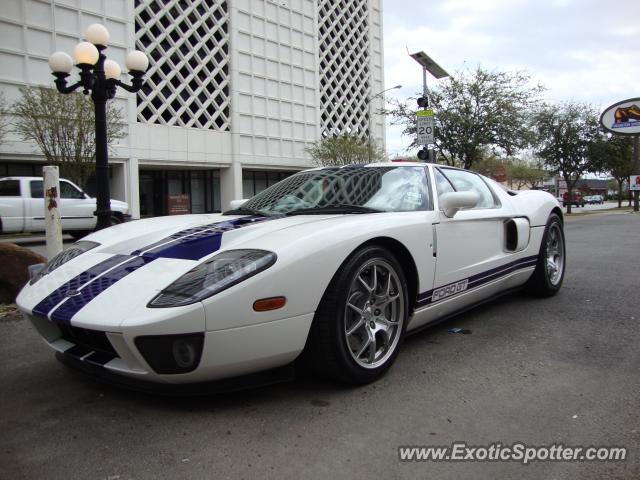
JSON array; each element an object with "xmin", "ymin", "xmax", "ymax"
[{"xmin": 253, "ymin": 296, "xmax": 286, "ymax": 312}]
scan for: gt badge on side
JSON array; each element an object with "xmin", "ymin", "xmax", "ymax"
[{"xmin": 432, "ymin": 279, "xmax": 469, "ymax": 303}]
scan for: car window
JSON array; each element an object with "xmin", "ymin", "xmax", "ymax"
[
  {"xmin": 439, "ymin": 168, "xmax": 497, "ymax": 209},
  {"xmin": 241, "ymin": 166, "xmax": 431, "ymax": 214},
  {"xmin": 0, "ymin": 180, "xmax": 20, "ymax": 197},
  {"xmin": 434, "ymin": 168, "xmax": 455, "ymax": 197},
  {"xmin": 60, "ymin": 181, "xmax": 85, "ymax": 199},
  {"xmin": 30, "ymin": 180, "xmax": 43, "ymax": 198}
]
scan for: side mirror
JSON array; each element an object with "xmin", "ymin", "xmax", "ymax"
[
  {"xmin": 439, "ymin": 191, "xmax": 480, "ymax": 218},
  {"xmin": 229, "ymin": 199, "xmax": 248, "ymax": 210}
]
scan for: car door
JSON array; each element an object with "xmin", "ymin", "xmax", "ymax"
[
  {"xmin": 59, "ymin": 180, "xmax": 97, "ymax": 230},
  {"xmin": 25, "ymin": 179, "xmax": 46, "ymax": 232},
  {"xmin": 430, "ymin": 166, "xmax": 515, "ymax": 312},
  {"xmin": 0, "ymin": 179, "xmax": 25, "ymax": 233}
]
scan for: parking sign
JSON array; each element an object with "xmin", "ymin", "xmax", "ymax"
[{"xmin": 416, "ymin": 110, "xmax": 434, "ymax": 145}]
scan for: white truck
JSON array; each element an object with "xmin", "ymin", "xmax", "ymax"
[{"xmin": 0, "ymin": 176, "xmax": 130, "ymax": 239}]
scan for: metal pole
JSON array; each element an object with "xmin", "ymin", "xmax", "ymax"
[
  {"xmin": 633, "ymin": 136, "xmax": 639, "ymax": 212},
  {"xmin": 43, "ymin": 166, "xmax": 63, "ymax": 259},
  {"xmin": 92, "ymin": 48, "xmax": 112, "ymax": 230},
  {"xmin": 423, "ymin": 66, "xmax": 436, "ymax": 163},
  {"xmin": 368, "ymin": 97, "xmax": 372, "ymax": 163}
]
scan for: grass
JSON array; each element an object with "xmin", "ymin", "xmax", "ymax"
[{"xmin": 0, "ymin": 303, "xmax": 18, "ymax": 318}]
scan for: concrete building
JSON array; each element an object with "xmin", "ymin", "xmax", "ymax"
[{"xmin": 0, "ymin": 0, "xmax": 386, "ymax": 218}]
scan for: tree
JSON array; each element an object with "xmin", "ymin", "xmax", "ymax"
[
  {"xmin": 306, "ymin": 133, "xmax": 386, "ymax": 166},
  {"xmin": 385, "ymin": 66, "xmax": 545, "ymax": 169},
  {"xmin": 0, "ymin": 92, "xmax": 9, "ymax": 146},
  {"xmin": 590, "ymin": 134, "xmax": 633, "ymax": 207},
  {"xmin": 12, "ymin": 86, "xmax": 125, "ymax": 187},
  {"xmin": 533, "ymin": 102, "xmax": 601, "ymax": 213},
  {"xmin": 470, "ymin": 152, "xmax": 507, "ymax": 178},
  {"xmin": 507, "ymin": 159, "xmax": 545, "ymax": 189}
]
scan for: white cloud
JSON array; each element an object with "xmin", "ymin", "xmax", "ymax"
[{"xmin": 382, "ymin": 0, "xmax": 640, "ymax": 154}]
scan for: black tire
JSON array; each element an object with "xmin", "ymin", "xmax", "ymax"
[
  {"xmin": 110, "ymin": 215, "xmax": 122, "ymax": 226},
  {"xmin": 303, "ymin": 246, "xmax": 409, "ymax": 384},
  {"xmin": 525, "ymin": 213, "xmax": 565, "ymax": 297}
]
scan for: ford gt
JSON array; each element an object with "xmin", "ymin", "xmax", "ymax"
[{"xmin": 16, "ymin": 163, "xmax": 565, "ymax": 390}]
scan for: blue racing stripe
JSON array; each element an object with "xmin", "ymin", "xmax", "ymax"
[
  {"xmin": 32, "ymin": 254, "xmax": 129, "ymax": 317},
  {"xmin": 132, "ymin": 216, "xmax": 269, "ymax": 259},
  {"xmin": 35, "ymin": 215, "xmax": 276, "ymax": 322},
  {"xmin": 416, "ymin": 255, "xmax": 539, "ymax": 308},
  {"xmin": 50, "ymin": 256, "xmax": 154, "ymax": 324}
]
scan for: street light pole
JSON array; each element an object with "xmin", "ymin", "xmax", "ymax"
[
  {"xmin": 48, "ymin": 24, "xmax": 148, "ymax": 230},
  {"xmin": 367, "ymin": 85, "xmax": 402, "ymax": 162}
]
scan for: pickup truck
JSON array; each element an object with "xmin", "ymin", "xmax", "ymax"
[{"xmin": 0, "ymin": 176, "xmax": 130, "ymax": 239}]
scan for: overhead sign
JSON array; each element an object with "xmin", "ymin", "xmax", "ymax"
[
  {"xmin": 416, "ymin": 110, "xmax": 434, "ymax": 145},
  {"xmin": 600, "ymin": 97, "xmax": 640, "ymax": 135},
  {"xmin": 630, "ymin": 175, "xmax": 640, "ymax": 191}
]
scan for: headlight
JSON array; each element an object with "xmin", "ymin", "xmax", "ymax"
[
  {"xmin": 29, "ymin": 241, "xmax": 99, "ymax": 285},
  {"xmin": 148, "ymin": 249, "xmax": 277, "ymax": 307}
]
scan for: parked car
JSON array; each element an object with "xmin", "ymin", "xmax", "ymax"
[
  {"xmin": 17, "ymin": 163, "xmax": 565, "ymax": 391},
  {"xmin": 584, "ymin": 195, "xmax": 604, "ymax": 205},
  {"xmin": 562, "ymin": 191, "xmax": 585, "ymax": 207},
  {"xmin": 0, "ymin": 176, "xmax": 130, "ymax": 239}
]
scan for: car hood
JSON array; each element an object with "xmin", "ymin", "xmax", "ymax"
[
  {"xmin": 85, "ymin": 213, "xmax": 336, "ymax": 259},
  {"xmin": 17, "ymin": 213, "xmax": 344, "ymax": 328}
]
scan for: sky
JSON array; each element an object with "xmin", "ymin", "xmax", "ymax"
[{"xmin": 382, "ymin": 0, "xmax": 640, "ymax": 157}]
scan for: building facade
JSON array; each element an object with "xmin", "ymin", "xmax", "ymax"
[{"xmin": 0, "ymin": 0, "xmax": 385, "ymax": 218}]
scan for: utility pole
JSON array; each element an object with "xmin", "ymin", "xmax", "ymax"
[
  {"xmin": 633, "ymin": 136, "xmax": 639, "ymax": 212},
  {"xmin": 409, "ymin": 51, "xmax": 449, "ymax": 163}
]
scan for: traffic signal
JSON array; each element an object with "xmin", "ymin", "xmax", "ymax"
[
  {"xmin": 417, "ymin": 148, "xmax": 429, "ymax": 160},
  {"xmin": 417, "ymin": 96, "xmax": 429, "ymax": 108}
]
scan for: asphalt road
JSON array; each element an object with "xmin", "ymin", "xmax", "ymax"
[{"xmin": 0, "ymin": 212, "xmax": 638, "ymax": 480}]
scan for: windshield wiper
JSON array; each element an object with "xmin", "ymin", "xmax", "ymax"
[
  {"xmin": 285, "ymin": 205, "xmax": 382, "ymax": 216},
  {"xmin": 222, "ymin": 207, "xmax": 272, "ymax": 217}
]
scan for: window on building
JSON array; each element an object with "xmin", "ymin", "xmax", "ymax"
[
  {"xmin": 139, "ymin": 169, "xmax": 221, "ymax": 217},
  {"xmin": 0, "ymin": 162, "xmax": 44, "ymax": 178},
  {"xmin": 242, "ymin": 170, "xmax": 296, "ymax": 199}
]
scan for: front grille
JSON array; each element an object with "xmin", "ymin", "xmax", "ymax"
[{"xmin": 57, "ymin": 324, "xmax": 117, "ymax": 356}]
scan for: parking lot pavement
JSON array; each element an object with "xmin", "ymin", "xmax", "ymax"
[{"xmin": 1, "ymin": 212, "xmax": 638, "ymax": 480}]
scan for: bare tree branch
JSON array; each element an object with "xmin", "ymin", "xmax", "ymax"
[{"xmin": 11, "ymin": 86, "xmax": 125, "ymax": 186}]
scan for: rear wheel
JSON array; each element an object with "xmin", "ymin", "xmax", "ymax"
[
  {"xmin": 305, "ymin": 246, "xmax": 408, "ymax": 384},
  {"xmin": 525, "ymin": 213, "xmax": 565, "ymax": 296}
]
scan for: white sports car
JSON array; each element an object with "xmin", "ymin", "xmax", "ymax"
[{"xmin": 16, "ymin": 163, "xmax": 565, "ymax": 391}]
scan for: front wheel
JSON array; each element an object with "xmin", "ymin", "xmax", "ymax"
[
  {"xmin": 304, "ymin": 246, "xmax": 408, "ymax": 384},
  {"xmin": 525, "ymin": 213, "xmax": 565, "ymax": 297}
]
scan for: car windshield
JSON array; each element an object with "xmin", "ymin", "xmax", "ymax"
[{"xmin": 229, "ymin": 166, "xmax": 430, "ymax": 215}]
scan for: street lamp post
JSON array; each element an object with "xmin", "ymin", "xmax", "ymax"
[
  {"xmin": 48, "ymin": 24, "xmax": 148, "ymax": 230},
  {"xmin": 367, "ymin": 85, "xmax": 402, "ymax": 162}
]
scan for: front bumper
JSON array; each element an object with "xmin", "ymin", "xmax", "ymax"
[
  {"xmin": 56, "ymin": 352, "xmax": 295, "ymax": 395},
  {"xmin": 26, "ymin": 311, "xmax": 314, "ymax": 387}
]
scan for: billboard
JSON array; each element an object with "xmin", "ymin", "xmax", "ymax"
[{"xmin": 600, "ymin": 98, "xmax": 640, "ymax": 135}]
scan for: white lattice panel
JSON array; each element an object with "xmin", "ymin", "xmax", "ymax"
[
  {"xmin": 318, "ymin": 0, "xmax": 372, "ymax": 138},
  {"xmin": 134, "ymin": 0, "xmax": 231, "ymax": 131}
]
